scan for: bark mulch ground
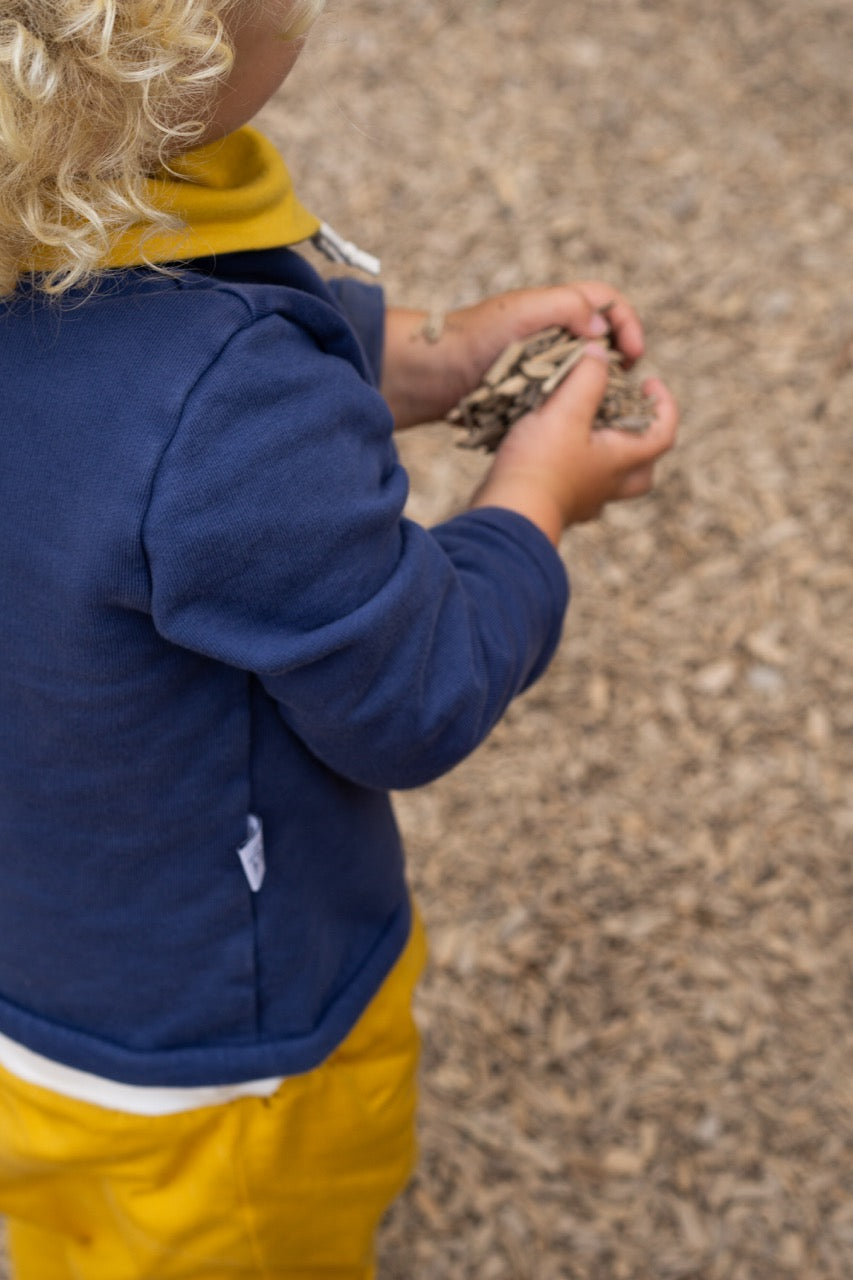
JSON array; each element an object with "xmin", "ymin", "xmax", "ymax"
[{"xmin": 2, "ymin": 1, "xmax": 850, "ymax": 1276}]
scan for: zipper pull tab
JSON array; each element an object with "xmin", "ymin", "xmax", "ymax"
[{"xmin": 312, "ymin": 221, "xmax": 381, "ymax": 277}]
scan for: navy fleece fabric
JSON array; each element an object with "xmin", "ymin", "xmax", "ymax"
[{"xmin": 0, "ymin": 249, "xmax": 568, "ymax": 1086}]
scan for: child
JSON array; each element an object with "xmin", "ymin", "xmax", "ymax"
[{"xmin": 0, "ymin": 1, "xmax": 677, "ymax": 1277}]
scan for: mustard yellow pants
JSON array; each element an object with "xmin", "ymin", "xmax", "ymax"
[{"xmin": 0, "ymin": 915, "xmax": 426, "ymax": 1280}]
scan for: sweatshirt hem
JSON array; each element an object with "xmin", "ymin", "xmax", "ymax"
[{"xmin": 0, "ymin": 901, "xmax": 411, "ymax": 1090}]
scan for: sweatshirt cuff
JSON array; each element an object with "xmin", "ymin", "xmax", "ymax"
[{"xmin": 434, "ymin": 504, "xmax": 570, "ymax": 691}]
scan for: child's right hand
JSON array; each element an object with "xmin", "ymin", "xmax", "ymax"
[{"xmin": 469, "ymin": 344, "xmax": 678, "ymax": 545}]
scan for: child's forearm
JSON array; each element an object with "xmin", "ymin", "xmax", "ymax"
[{"xmin": 380, "ymin": 307, "xmax": 472, "ymax": 430}]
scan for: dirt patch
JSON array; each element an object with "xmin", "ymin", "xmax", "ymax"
[{"xmin": 3, "ymin": 1, "xmax": 851, "ymax": 1276}]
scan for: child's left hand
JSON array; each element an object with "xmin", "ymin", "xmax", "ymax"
[{"xmin": 381, "ymin": 284, "xmax": 645, "ymax": 431}]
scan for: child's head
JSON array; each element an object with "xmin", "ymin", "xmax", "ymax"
[
  {"xmin": 0, "ymin": 0, "xmax": 322, "ymax": 296},
  {"xmin": 199, "ymin": 0, "xmax": 322, "ymax": 149}
]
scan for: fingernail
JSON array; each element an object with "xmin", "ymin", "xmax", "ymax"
[
  {"xmin": 585, "ymin": 341, "xmax": 611, "ymax": 363},
  {"xmin": 588, "ymin": 314, "xmax": 610, "ymax": 337}
]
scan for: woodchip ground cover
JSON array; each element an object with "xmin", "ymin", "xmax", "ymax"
[{"xmin": 2, "ymin": 1, "xmax": 851, "ymax": 1276}]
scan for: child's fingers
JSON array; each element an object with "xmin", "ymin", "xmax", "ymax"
[
  {"xmin": 572, "ymin": 281, "xmax": 645, "ymax": 365},
  {"xmin": 536, "ymin": 341, "xmax": 612, "ymax": 425},
  {"xmin": 638, "ymin": 378, "xmax": 679, "ymax": 456},
  {"xmin": 499, "ymin": 345, "xmax": 609, "ymax": 465},
  {"xmin": 596, "ymin": 377, "xmax": 678, "ymax": 462},
  {"xmin": 615, "ymin": 462, "xmax": 657, "ymax": 501},
  {"xmin": 504, "ymin": 285, "xmax": 629, "ymax": 348}
]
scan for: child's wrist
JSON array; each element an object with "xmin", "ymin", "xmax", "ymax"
[{"xmin": 469, "ymin": 470, "xmax": 566, "ymax": 546}]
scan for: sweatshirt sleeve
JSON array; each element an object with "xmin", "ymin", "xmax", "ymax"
[
  {"xmin": 143, "ymin": 311, "xmax": 568, "ymax": 791},
  {"xmin": 324, "ymin": 277, "xmax": 385, "ymax": 387}
]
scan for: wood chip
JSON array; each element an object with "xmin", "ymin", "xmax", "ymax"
[{"xmin": 446, "ymin": 325, "xmax": 654, "ymax": 451}]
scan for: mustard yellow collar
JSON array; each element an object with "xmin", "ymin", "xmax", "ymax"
[
  {"xmin": 107, "ymin": 127, "xmax": 320, "ymax": 267},
  {"xmin": 25, "ymin": 127, "xmax": 380, "ymax": 280}
]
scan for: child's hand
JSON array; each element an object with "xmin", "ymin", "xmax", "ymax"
[
  {"xmin": 382, "ymin": 282, "xmax": 644, "ymax": 430},
  {"xmin": 470, "ymin": 351, "xmax": 678, "ymax": 544},
  {"xmin": 382, "ymin": 282, "xmax": 678, "ymax": 542}
]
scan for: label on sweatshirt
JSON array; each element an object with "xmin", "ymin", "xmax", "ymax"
[{"xmin": 237, "ymin": 814, "xmax": 265, "ymax": 892}]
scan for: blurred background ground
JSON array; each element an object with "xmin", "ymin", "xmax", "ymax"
[
  {"xmin": 270, "ymin": 2, "xmax": 853, "ymax": 1276},
  {"xmin": 2, "ymin": 1, "xmax": 851, "ymax": 1277}
]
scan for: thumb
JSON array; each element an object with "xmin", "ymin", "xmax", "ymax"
[{"xmin": 536, "ymin": 341, "xmax": 611, "ymax": 428}]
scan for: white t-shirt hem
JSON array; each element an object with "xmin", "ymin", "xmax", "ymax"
[{"xmin": 0, "ymin": 1030, "xmax": 284, "ymax": 1116}]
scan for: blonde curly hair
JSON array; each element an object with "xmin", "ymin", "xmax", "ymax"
[{"xmin": 0, "ymin": 0, "xmax": 321, "ymax": 296}]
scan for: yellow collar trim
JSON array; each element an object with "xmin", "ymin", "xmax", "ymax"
[{"xmin": 106, "ymin": 127, "xmax": 320, "ymax": 267}]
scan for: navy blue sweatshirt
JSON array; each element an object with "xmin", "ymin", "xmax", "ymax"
[{"xmin": 0, "ymin": 248, "xmax": 568, "ymax": 1087}]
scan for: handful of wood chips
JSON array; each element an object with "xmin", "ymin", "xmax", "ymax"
[{"xmin": 446, "ymin": 325, "xmax": 654, "ymax": 452}]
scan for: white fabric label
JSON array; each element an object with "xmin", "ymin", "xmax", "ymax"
[{"xmin": 237, "ymin": 814, "xmax": 265, "ymax": 892}]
